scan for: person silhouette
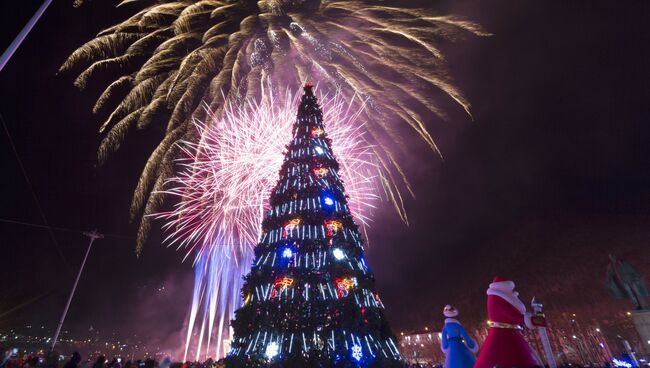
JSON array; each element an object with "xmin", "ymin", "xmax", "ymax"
[{"xmin": 63, "ymin": 352, "xmax": 81, "ymax": 368}]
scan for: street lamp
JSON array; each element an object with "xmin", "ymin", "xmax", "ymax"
[
  {"xmin": 50, "ymin": 230, "xmax": 103, "ymax": 351},
  {"xmin": 0, "ymin": 0, "xmax": 53, "ymax": 72}
]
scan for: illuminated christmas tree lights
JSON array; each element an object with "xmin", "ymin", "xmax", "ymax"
[{"xmin": 224, "ymin": 84, "xmax": 402, "ymax": 367}]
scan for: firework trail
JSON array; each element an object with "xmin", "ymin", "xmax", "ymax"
[
  {"xmin": 60, "ymin": 0, "xmax": 488, "ymax": 252},
  {"xmin": 60, "ymin": 1, "xmax": 487, "ymax": 360},
  {"xmin": 155, "ymin": 85, "xmax": 382, "ymax": 360}
]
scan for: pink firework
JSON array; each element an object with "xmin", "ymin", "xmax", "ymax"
[
  {"xmin": 153, "ymin": 85, "xmax": 383, "ymax": 360},
  {"xmin": 156, "ymin": 86, "xmax": 381, "ymax": 262}
]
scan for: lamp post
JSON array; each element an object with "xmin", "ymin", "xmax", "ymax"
[
  {"xmin": 0, "ymin": 0, "xmax": 53, "ymax": 72},
  {"xmin": 50, "ymin": 230, "xmax": 103, "ymax": 351}
]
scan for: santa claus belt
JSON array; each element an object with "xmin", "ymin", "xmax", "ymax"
[{"xmin": 488, "ymin": 320, "xmax": 523, "ymax": 330}]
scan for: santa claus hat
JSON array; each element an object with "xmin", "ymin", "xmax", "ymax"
[
  {"xmin": 443, "ymin": 305, "xmax": 459, "ymax": 318},
  {"xmin": 487, "ymin": 276, "xmax": 526, "ymax": 314}
]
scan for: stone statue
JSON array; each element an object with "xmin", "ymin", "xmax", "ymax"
[{"xmin": 605, "ymin": 254, "xmax": 649, "ymax": 310}]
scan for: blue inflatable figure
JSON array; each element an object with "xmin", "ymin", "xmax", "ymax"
[{"xmin": 440, "ymin": 305, "xmax": 478, "ymax": 368}]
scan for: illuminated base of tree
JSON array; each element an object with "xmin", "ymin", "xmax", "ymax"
[{"xmin": 223, "ymin": 352, "xmax": 405, "ymax": 368}]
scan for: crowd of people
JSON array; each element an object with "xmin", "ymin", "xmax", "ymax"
[
  {"xmin": 0, "ymin": 348, "xmax": 258, "ymax": 368},
  {"xmin": 0, "ymin": 350, "xmax": 187, "ymax": 368},
  {"xmin": 0, "ymin": 348, "xmax": 626, "ymax": 368}
]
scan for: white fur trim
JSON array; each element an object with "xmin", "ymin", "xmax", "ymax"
[
  {"xmin": 444, "ymin": 318, "xmax": 459, "ymax": 324},
  {"xmin": 486, "ymin": 287, "xmax": 526, "ymax": 314},
  {"xmin": 489, "ymin": 280, "xmax": 515, "ymax": 291}
]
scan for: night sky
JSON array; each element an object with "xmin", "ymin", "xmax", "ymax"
[{"xmin": 1, "ymin": 0, "xmax": 649, "ymax": 351}]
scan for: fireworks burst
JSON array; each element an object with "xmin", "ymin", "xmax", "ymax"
[
  {"xmin": 155, "ymin": 85, "xmax": 382, "ymax": 360},
  {"xmin": 61, "ymin": 0, "xmax": 488, "ymax": 252}
]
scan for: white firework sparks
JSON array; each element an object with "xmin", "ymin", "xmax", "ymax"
[{"xmin": 153, "ymin": 85, "xmax": 383, "ymax": 360}]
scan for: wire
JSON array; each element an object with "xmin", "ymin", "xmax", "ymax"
[
  {"xmin": 0, "ymin": 291, "xmax": 52, "ymax": 321},
  {"xmin": 0, "ymin": 112, "xmax": 74, "ymax": 275},
  {"xmin": 0, "ymin": 217, "xmax": 78, "ymax": 233},
  {"xmin": 0, "ymin": 217, "xmax": 133, "ymax": 240}
]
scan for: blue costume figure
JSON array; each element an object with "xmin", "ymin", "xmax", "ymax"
[{"xmin": 440, "ymin": 305, "xmax": 478, "ymax": 368}]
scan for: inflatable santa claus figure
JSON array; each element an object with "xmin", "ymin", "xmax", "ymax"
[{"xmin": 474, "ymin": 276, "xmax": 543, "ymax": 368}]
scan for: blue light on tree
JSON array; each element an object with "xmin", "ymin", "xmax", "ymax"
[
  {"xmin": 351, "ymin": 343, "xmax": 363, "ymax": 362},
  {"xmin": 315, "ymin": 146, "xmax": 324, "ymax": 155},
  {"xmin": 321, "ymin": 190, "xmax": 336, "ymax": 209},
  {"xmin": 281, "ymin": 246, "xmax": 293, "ymax": 258}
]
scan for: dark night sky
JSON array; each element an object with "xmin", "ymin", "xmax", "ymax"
[{"xmin": 1, "ymin": 0, "xmax": 649, "ymax": 349}]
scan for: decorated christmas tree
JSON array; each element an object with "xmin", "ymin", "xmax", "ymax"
[{"xmin": 224, "ymin": 83, "xmax": 403, "ymax": 368}]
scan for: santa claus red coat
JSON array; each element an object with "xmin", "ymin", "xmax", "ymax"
[{"xmin": 474, "ymin": 276, "xmax": 542, "ymax": 368}]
